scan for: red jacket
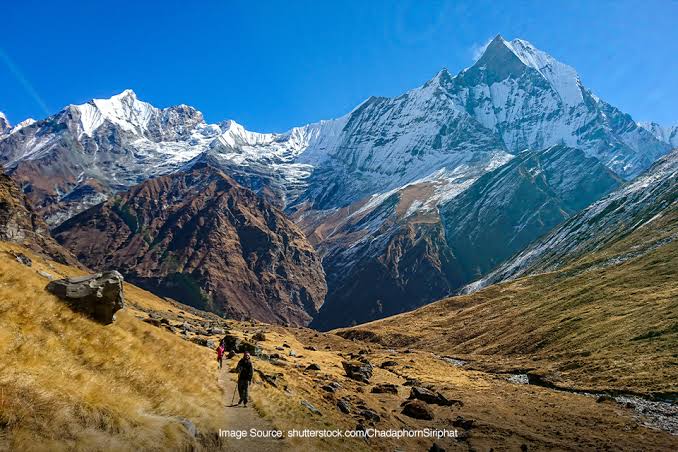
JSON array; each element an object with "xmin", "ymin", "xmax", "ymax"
[{"xmin": 216, "ymin": 345, "xmax": 225, "ymax": 359}]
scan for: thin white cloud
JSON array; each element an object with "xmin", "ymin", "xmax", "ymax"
[
  {"xmin": 0, "ymin": 48, "xmax": 51, "ymax": 117},
  {"xmin": 470, "ymin": 37, "xmax": 493, "ymax": 62}
]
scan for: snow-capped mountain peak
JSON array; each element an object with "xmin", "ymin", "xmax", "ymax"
[
  {"xmin": 0, "ymin": 112, "xmax": 10, "ymax": 136},
  {"xmin": 472, "ymin": 35, "xmax": 584, "ymax": 106},
  {"xmin": 68, "ymin": 89, "xmax": 158, "ymax": 136}
]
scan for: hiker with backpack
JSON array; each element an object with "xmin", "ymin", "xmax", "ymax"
[
  {"xmin": 235, "ymin": 351, "xmax": 254, "ymax": 406},
  {"xmin": 216, "ymin": 342, "xmax": 225, "ymax": 369}
]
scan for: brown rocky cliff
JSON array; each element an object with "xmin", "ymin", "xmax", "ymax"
[
  {"xmin": 53, "ymin": 165, "xmax": 327, "ymax": 326},
  {"xmin": 0, "ymin": 167, "xmax": 80, "ymax": 266}
]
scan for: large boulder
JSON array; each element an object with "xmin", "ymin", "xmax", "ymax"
[
  {"xmin": 342, "ymin": 360, "xmax": 373, "ymax": 383},
  {"xmin": 221, "ymin": 334, "xmax": 261, "ymax": 356},
  {"xmin": 409, "ymin": 386, "xmax": 462, "ymax": 406},
  {"xmin": 46, "ymin": 271, "xmax": 124, "ymax": 324},
  {"xmin": 401, "ymin": 400, "xmax": 434, "ymax": 420}
]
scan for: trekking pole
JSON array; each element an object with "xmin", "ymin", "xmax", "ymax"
[{"xmin": 231, "ymin": 385, "xmax": 237, "ymax": 405}]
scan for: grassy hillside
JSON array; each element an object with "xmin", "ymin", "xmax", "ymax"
[
  {"xmin": 337, "ymin": 211, "xmax": 678, "ymax": 395},
  {"xmin": 2, "ymin": 239, "xmax": 676, "ymax": 451},
  {"xmin": 0, "ymin": 242, "xmax": 226, "ymax": 451}
]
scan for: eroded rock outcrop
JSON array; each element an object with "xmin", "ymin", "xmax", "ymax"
[{"xmin": 46, "ymin": 271, "xmax": 125, "ymax": 324}]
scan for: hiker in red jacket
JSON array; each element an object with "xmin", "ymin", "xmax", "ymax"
[{"xmin": 216, "ymin": 343, "xmax": 225, "ymax": 369}]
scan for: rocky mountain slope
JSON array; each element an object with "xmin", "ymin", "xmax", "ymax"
[
  {"xmin": 0, "ymin": 166, "xmax": 79, "ymax": 265},
  {"xmin": 310, "ymin": 145, "xmax": 621, "ymax": 330},
  {"xmin": 440, "ymin": 145, "xmax": 622, "ymax": 281},
  {"xmin": 467, "ymin": 147, "xmax": 678, "ymax": 292},
  {"xmin": 53, "ymin": 164, "xmax": 327, "ymax": 325},
  {"xmin": 639, "ymin": 121, "xmax": 678, "ymax": 148}
]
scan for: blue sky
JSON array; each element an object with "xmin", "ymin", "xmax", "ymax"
[{"xmin": 1, "ymin": 0, "xmax": 676, "ymax": 131}]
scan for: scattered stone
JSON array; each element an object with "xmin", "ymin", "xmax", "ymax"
[
  {"xmin": 271, "ymin": 359, "xmax": 289, "ymax": 368},
  {"xmin": 160, "ymin": 318, "xmax": 170, "ymax": 325},
  {"xmin": 360, "ymin": 408, "xmax": 381, "ymax": 423},
  {"xmin": 409, "ymin": 386, "xmax": 462, "ymax": 407},
  {"xmin": 13, "ymin": 252, "xmax": 32, "ymax": 267},
  {"xmin": 342, "ymin": 360, "xmax": 373, "ymax": 383},
  {"xmin": 401, "ymin": 400, "xmax": 434, "ymax": 420},
  {"xmin": 38, "ymin": 270, "xmax": 54, "ymax": 280},
  {"xmin": 304, "ymin": 345, "xmax": 318, "ymax": 351},
  {"xmin": 337, "ymin": 398, "xmax": 351, "ymax": 414},
  {"xmin": 282, "ymin": 343, "xmax": 291, "ymax": 348},
  {"xmin": 403, "ymin": 378, "xmax": 421, "ymax": 386},
  {"xmin": 301, "ymin": 400, "xmax": 321, "ymax": 415},
  {"xmin": 206, "ymin": 340, "xmax": 216, "ymax": 348},
  {"xmin": 597, "ymin": 395, "xmax": 615, "ymax": 403},
  {"xmin": 380, "ymin": 360, "xmax": 398, "ymax": 368},
  {"xmin": 289, "ymin": 350, "xmax": 297, "ymax": 357},
  {"xmin": 143, "ymin": 317, "xmax": 162, "ymax": 327},
  {"xmin": 429, "ymin": 443, "xmax": 446, "ymax": 452},
  {"xmin": 507, "ymin": 374, "xmax": 530, "ymax": 385},
  {"xmin": 441, "ymin": 357, "xmax": 467, "ymax": 367},
  {"xmin": 209, "ymin": 327, "xmax": 225, "ymax": 335},
  {"xmin": 371, "ymin": 383, "xmax": 399, "ymax": 395},
  {"xmin": 256, "ymin": 370, "xmax": 282, "ymax": 388},
  {"xmin": 452, "ymin": 416, "xmax": 474, "ymax": 430},
  {"xmin": 178, "ymin": 418, "xmax": 197, "ymax": 437},
  {"xmin": 305, "ymin": 363, "xmax": 321, "ymax": 371},
  {"xmin": 252, "ymin": 331, "xmax": 267, "ymax": 341},
  {"xmin": 46, "ymin": 271, "xmax": 125, "ymax": 324}
]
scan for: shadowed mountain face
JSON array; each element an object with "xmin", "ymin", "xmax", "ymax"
[
  {"xmin": 311, "ymin": 145, "xmax": 622, "ymax": 330},
  {"xmin": 468, "ymin": 148, "xmax": 678, "ymax": 292},
  {"xmin": 52, "ymin": 165, "xmax": 327, "ymax": 326},
  {"xmin": 0, "ymin": 167, "xmax": 79, "ymax": 266},
  {"xmin": 439, "ymin": 145, "xmax": 622, "ymax": 282}
]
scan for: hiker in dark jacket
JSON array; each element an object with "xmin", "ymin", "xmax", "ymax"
[{"xmin": 235, "ymin": 351, "xmax": 254, "ymax": 406}]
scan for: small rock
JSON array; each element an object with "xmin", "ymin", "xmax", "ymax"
[
  {"xmin": 337, "ymin": 398, "xmax": 351, "ymax": 414},
  {"xmin": 380, "ymin": 360, "xmax": 398, "ymax": 368},
  {"xmin": 596, "ymin": 395, "xmax": 615, "ymax": 403},
  {"xmin": 289, "ymin": 350, "xmax": 297, "ymax": 357},
  {"xmin": 371, "ymin": 383, "xmax": 399, "ymax": 395},
  {"xmin": 143, "ymin": 317, "xmax": 162, "ymax": 327},
  {"xmin": 271, "ymin": 359, "xmax": 289, "ymax": 368},
  {"xmin": 252, "ymin": 331, "xmax": 267, "ymax": 341},
  {"xmin": 205, "ymin": 340, "xmax": 216, "ymax": 348},
  {"xmin": 305, "ymin": 363, "xmax": 321, "ymax": 371},
  {"xmin": 403, "ymin": 378, "xmax": 421, "ymax": 386},
  {"xmin": 304, "ymin": 345, "xmax": 318, "ymax": 351},
  {"xmin": 452, "ymin": 416, "xmax": 474, "ymax": 430},
  {"xmin": 209, "ymin": 327, "xmax": 225, "ymax": 335},
  {"xmin": 301, "ymin": 400, "xmax": 321, "ymax": 415},
  {"xmin": 282, "ymin": 343, "xmax": 291, "ymax": 348},
  {"xmin": 409, "ymin": 386, "xmax": 462, "ymax": 407},
  {"xmin": 360, "ymin": 408, "xmax": 381, "ymax": 423},
  {"xmin": 401, "ymin": 400, "xmax": 434, "ymax": 420},
  {"xmin": 38, "ymin": 270, "xmax": 54, "ymax": 280},
  {"xmin": 46, "ymin": 271, "xmax": 125, "ymax": 324},
  {"xmin": 178, "ymin": 418, "xmax": 197, "ymax": 437},
  {"xmin": 14, "ymin": 252, "xmax": 32, "ymax": 267},
  {"xmin": 429, "ymin": 443, "xmax": 446, "ymax": 452}
]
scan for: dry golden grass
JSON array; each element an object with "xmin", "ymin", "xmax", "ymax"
[{"xmin": 0, "ymin": 243, "xmax": 226, "ymax": 451}]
